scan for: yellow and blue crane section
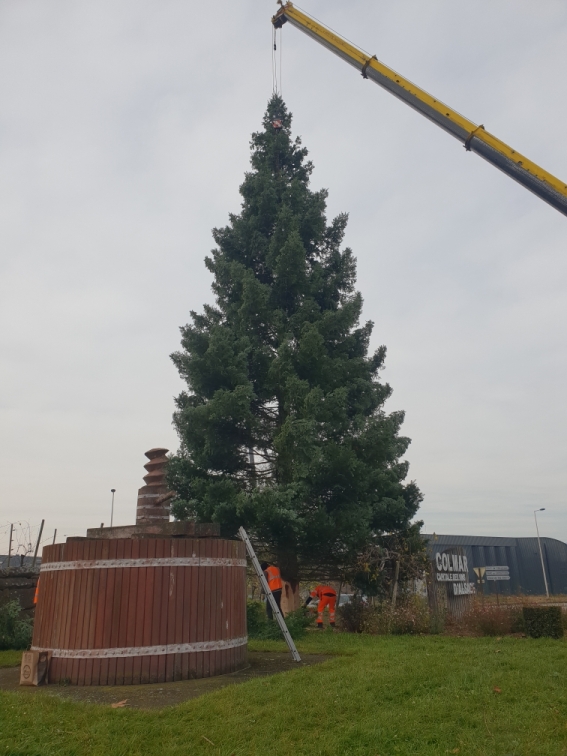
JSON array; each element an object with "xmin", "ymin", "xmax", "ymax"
[{"xmin": 273, "ymin": 3, "xmax": 567, "ymax": 218}]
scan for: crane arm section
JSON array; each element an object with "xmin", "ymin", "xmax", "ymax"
[{"xmin": 273, "ymin": 3, "xmax": 567, "ymax": 217}]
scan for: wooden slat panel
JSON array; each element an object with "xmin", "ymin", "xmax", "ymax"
[
  {"xmin": 208, "ymin": 539, "xmax": 216, "ymax": 678},
  {"xmin": 99, "ymin": 539, "xmax": 118, "ymax": 686},
  {"xmin": 157, "ymin": 539, "xmax": 169, "ymax": 683},
  {"xmin": 54, "ymin": 544, "xmax": 68, "ymax": 654},
  {"xmin": 204, "ymin": 539, "xmax": 211, "ymax": 678},
  {"xmin": 47, "ymin": 569, "xmax": 58, "ymax": 648},
  {"xmin": 77, "ymin": 542, "xmax": 92, "ymax": 685},
  {"xmin": 237, "ymin": 539, "xmax": 244, "ymax": 668},
  {"xmin": 48, "ymin": 657, "xmax": 59, "ymax": 685},
  {"xmin": 220, "ymin": 539, "xmax": 226, "ymax": 675},
  {"xmin": 204, "ymin": 538, "xmax": 213, "ymax": 678},
  {"xmin": 40, "ymin": 570, "xmax": 53, "ymax": 648},
  {"xmin": 76, "ymin": 540, "xmax": 94, "ymax": 685},
  {"xmin": 167, "ymin": 539, "xmax": 180, "ymax": 682},
  {"xmin": 228, "ymin": 540, "xmax": 235, "ymax": 674},
  {"xmin": 195, "ymin": 539, "xmax": 205, "ymax": 679},
  {"xmin": 222, "ymin": 542, "xmax": 229, "ymax": 676},
  {"xmin": 210, "ymin": 537, "xmax": 218, "ymax": 667},
  {"xmin": 221, "ymin": 539, "xmax": 228, "ymax": 644},
  {"xmin": 58, "ymin": 541, "xmax": 73, "ymax": 682},
  {"xmin": 131, "ymin": 537, "xmax": 145, "ymax": 684},
  {"xmin": 81, "ymin": 539, "xmax": 97, "ymax": 645},
  {"xmin": 140, "ymin": 539, "xmax": 155, "ymax": 685},
  {"xmin": 82, "ymin": 542, "xmax": 94, "ymax": 687},
  {"xmin": 148, "ymin": 539, "xmax": 161, "ymax": 684},
  {"xmin": 70, "ymin": 542, "xmax": 85, "ymax": 682},
  {"xmin": 92, "ymin": 539, "xmax": 110, "ymax": 686},
  {"xmin": 123, "ymin": 538, "xmax": 138, "ymax": 685},
  {"xmin": 59, "ymin": 657, "xmax": 69, "ymax": 686},
  {"xmin": 184, "ymin": 539, "xmax": 196, "ymax": 680},
  {"xmin": 85, "ymin": 539, "xmax": 104, "ymax": 686},
  {"xmin": 55, "ymin": 544, "xmax": 70, "ymax": 655},
  {"xmin": 212, "ymin": 538, "xmax": 221, "ymax": 677},
  {"xmin": 62, "ymin": 542, "xmax": 79, "ymax": 681},
  {"xmin": 115, "ymin": 539, "xmax": 131, "ymax": 685},
  {"xmin": 173, "ymin": 539, "xmax": 185, "ymax": 681},
  {"xmin": 226, "ymin": 539, "xmax": 234, "ymax": 674},
  {"xmin": 232, "ymin": 548, "xmax": 239, "ymax": 675},
  {"xmin": 108, "ymin": 539, "xmax": 121, "ymax": 684}
]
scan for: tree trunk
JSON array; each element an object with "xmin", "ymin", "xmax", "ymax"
[
  {"xmin": 280, "ymin": 580, "xmax": 301, "ymax": 615},
  {"xmin": 391, "ymin": 560, "xmax": 400, "ymax": 608},
  {"xmin": 276, "ymin": 549, "xmax": 299, "ymax": 584}
]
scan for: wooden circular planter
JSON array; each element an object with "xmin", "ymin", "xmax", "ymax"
[{"xmin": 32, "ymin": 537, "xmax": 247, "ymax": 685}]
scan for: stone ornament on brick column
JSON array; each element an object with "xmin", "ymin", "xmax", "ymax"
[{"xmin": 135, "ymin": 448, "xmax": 175, "ymax": 525}]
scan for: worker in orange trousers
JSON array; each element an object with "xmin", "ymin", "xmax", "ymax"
[
  {"xmin": 306, "ymin": 585, "xmax": 337, "ymax": 628},
  {"xmin": 261, "ymin": 562, "xmax": 283, "ymax": 620}
]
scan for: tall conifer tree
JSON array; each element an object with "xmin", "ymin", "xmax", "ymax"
[{"xmin": 168, "ymin": 96, "xmax": 422, "ymax": 584}]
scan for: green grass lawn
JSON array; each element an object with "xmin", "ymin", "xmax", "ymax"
[
  {"xmin": 0, "ymin": 650, "xmax": 22, "ymax": 668},
  {"xmin": 1, "ymin": 634, "xmax": 567, "ymax": 755}
]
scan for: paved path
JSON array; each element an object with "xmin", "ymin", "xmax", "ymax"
[{"xmin": 0, "ymin": 651, "xmax": 330, "ymax": 710}]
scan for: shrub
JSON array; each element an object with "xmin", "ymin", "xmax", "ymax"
[
  {"xmin": 337, "ymin": 595, "xmax": 367, "ymax": 633},
  {"xmin": 523, "ymin": 606, "xmax": 564, "ymax": 639},
  {"xmin": 0, "ymin": 600, "xmax": 33, "ymax": 650},
  {"xmin": 475, "ymin": 608, "xmax": 514, "ymax": 636},
  {"xmin": 283, "ymin": 607, "xmax": 316, "ymax": 638},
  {"xmin": 246, "ymin": 600, "xmax": 314, "ymax": 640},
  {"xmin": 246, "ymin": 599, "xmax": 267, "ymax": 638},
  {"xmin": 449, "ymin": 601, "xmax": 522, "ymax": 636},
  {"xmin": 429, "ymin": 606, "xmax": 446, "ymax": 635},
  {"xmin": 337, "ymin": 595, "xmax": 430, "ymax": 635},
  {"xmin": 389, "ymin": 596, "xmax": 430, "ymax": 635}
]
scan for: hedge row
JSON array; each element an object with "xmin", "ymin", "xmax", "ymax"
[{"xmin": 522, "ymin": 606, "xmax": 564, "ymax": 639}]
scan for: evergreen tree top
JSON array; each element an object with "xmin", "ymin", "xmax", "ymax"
[{"xmin": 168, "ymin": 96, "xmax": 422, "ymax": 582}]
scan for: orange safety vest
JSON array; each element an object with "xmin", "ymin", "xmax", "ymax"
[
  {"xmin": 310, "ymin": 585, "xmax": 337, "ymax": 600},
  {"xmin": 33, "ymin": 578, "xmax": 40, "ymax": 605},
  {"xmin": 265, "ymin": 565, "xmax": 283, "ymax": 592}
]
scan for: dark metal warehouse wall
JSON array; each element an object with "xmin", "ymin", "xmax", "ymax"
[{"xmin": 423, "ymin": 534, "xmax": 567, "ymax": 596}]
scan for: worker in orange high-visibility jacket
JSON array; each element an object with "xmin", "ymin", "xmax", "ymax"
[
  {"xmin": 33, "ymin": 578, "xmax": 40, "ymax": 605},
  {"xmin": 306, "ymin": 585, "xmax": 337, "ymax": 628},
  {"xmin": 261, "ymin": 562, "xmax": 283, "ymax": 620}
]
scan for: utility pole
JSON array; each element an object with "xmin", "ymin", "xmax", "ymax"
[
  {"xmin": 534, "ymin": 508, "xmax": 550, "ymax": 598},
  {"xmin": 32, "ymin": 519, "xmax": 45, "ymax": 568},
  {"xmin": 110, "ymin": 489, "xmax": 116, "ymax": 528},
  {"xmin": 52, "ymin": 528, "xmax": 57, "ymax": 545},
  {"xmin": 7, "ymin": 523, "xmax": 13, "ymax": 571}
]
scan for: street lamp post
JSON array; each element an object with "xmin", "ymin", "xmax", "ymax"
[
  {"xmin": 534, "ymin": 508, "xmax": 550, "ymax": 598},
  {"xmin": 110, "ymin": 489, "xmax": 116, "ymax": 529}
]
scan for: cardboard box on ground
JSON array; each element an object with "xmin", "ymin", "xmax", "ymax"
[{"xmin": 20, "ymin": 650, "xmax": 51, "ymax": 686}]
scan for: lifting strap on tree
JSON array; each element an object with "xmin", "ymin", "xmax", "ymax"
[{"xmin": 238, "ymin": 526, "xmax": 301, "ymax": 662}]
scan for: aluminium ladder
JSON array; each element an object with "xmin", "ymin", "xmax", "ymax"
[{"xmin": 238, "ymin": 526, "xmax": 301, "ymax": 662}]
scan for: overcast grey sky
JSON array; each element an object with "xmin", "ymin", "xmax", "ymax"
[{"xmin": 1, "ymin": 0, "xmax": 566, "ymax": 555}]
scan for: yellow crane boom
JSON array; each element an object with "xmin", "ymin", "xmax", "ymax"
[{"xmin": 273, "ymin": 3, "xmax": 567, "ymax": 218}]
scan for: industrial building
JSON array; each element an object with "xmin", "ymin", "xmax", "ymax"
[{"xmin": 424, "ymin": 534, "xmax": 567, "ymax": 596}]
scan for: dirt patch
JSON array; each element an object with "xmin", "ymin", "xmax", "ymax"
[{"xmin": 0, "ymin": 652, "xmax": 330, "ymax": 710}]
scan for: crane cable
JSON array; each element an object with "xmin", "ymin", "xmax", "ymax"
[
  {"xmin": 271, "ymin": 26, "xmax": 277, "ymax": 94},
  {"xmin": 271, "ymin": 25, "xmax": 283, "ymax": 96}
]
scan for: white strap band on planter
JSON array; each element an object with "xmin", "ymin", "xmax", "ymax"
[
  {"xmin": 32, "ymin": 636, "xmax": 248, "ymax": 659},
  {"xmin": 40, "ymin": 557, "xmax": 247, "ymax": 572}
]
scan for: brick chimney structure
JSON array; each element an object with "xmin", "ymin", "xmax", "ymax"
[{"xmin": 135, "ymin": 448, "xmax": 174, "ymax": 524}]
